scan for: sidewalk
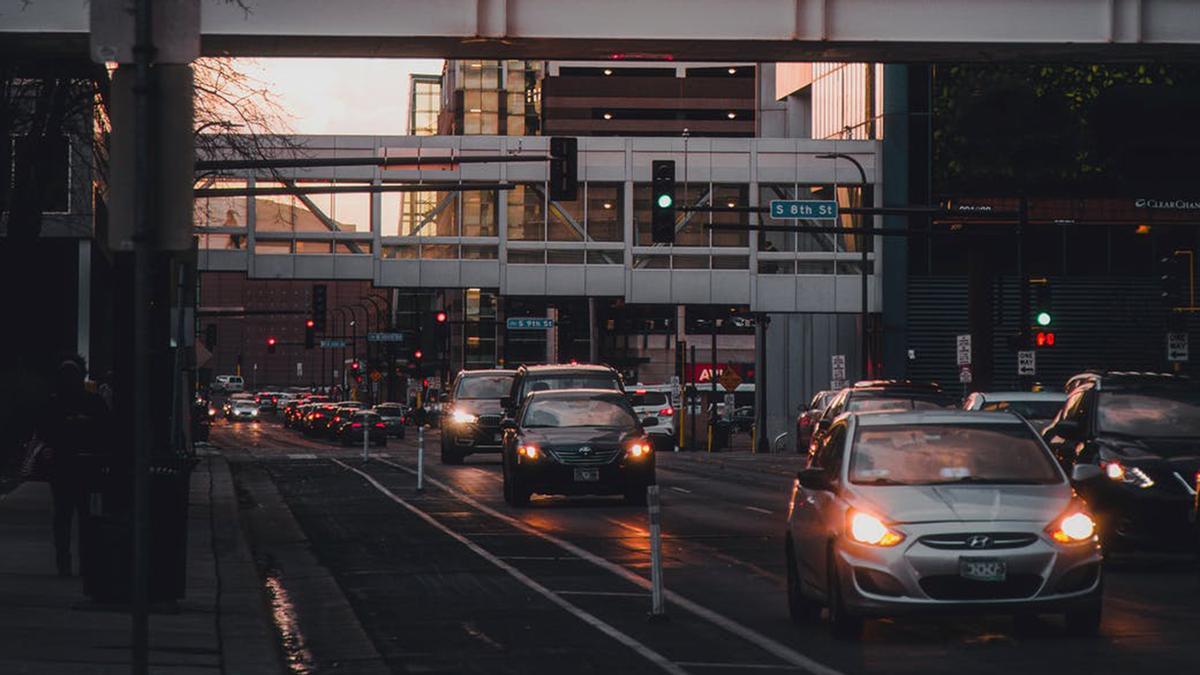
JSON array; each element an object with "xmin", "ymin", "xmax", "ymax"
[{"xmin": 0, "ymin": 454, "xmax": 282, "ymax": 674}]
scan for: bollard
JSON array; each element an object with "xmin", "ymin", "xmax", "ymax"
[
  {"xmin": 362, "ymin": 418, "xmax": 369, "ymax": 462},
  {"xmin": 416, "ymin": 425, "xmax": 425, "ymax": 492},
  {"xmin": 647, "ymin": 485, "xmax": 668, "ymax": 622}
]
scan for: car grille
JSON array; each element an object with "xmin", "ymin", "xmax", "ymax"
[
  {"xmin": 919, "ymin": 574, "xmax": 1043, "ymax": 600},
  {"xmin": 546, "ymin": 446, "xmax": 620, "ymax": 466},
  {"xmin": 477, "ymin": 414, "xmax": 502, "ymax": 428},
  {"xmin": 919, "ymin": 533, "xmax": 1039, "ymax": 550}
]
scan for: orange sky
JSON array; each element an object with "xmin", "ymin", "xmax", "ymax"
[{"xmin": 235, "ymin": 58, "xmax": 443, "ymax": 135}]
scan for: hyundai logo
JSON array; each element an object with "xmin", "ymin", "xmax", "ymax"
[{"xmin": 966, "ymin": 535, "xmax": 991, "ymax": 549}]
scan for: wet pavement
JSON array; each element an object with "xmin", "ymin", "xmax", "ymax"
[{"xmin": 213, "ymin": 416, "xmax": 1200, "ymax": 675}]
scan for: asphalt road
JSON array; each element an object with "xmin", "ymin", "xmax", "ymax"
[{"xmin": 212, "ymin": 416, "xmax": 1200, "ymax": 675}]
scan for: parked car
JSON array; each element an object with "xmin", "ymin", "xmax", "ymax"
[
  {"xmin": 502, "ymin": 363, "xmax": 625, "ymax": 417},
  {"xmin": 962, "ymin": 391, "xmax": 1068, "ymax": 430},
  {"xmin": 808, "ymin": 381, "xmax": 955, "ymax": 454},
  {"xmin": 797, "ymin": 390, "xmax": 836, "ymax": 452},
  {"xmin": 1042, "ymin": 372, "xmax": 1200, "ymax": 553},
  {"xmin": 501, "ymin": 389, "xmax": 656, "ymax": 507},
  {"xmin": 627, "ymin": 386, "xmax": 677, "ymax": 451},
  {"xmin": 372, "ymin": 403, "xmax": 409, "ymax": 439},
  {"xmin": 333, "ymin": 411, "xmax": 388, "ymax": 447},
  {"xmin": 441, "ymin": 369, "xmax": 516, "ymax": 464},
  {"xmin": 786, "ymin": 410, "xmax": 1102, "ymax": 639}
]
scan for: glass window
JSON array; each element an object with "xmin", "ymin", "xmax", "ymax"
[
  {"xmin": 547, "ymin": 250, "xmax": 585, "ymax": 264},
  {"xmin": 1097, "ymin": 392, "xmax": 1200, "ymax": 440},
  {"xmin": 522, "ymin": 397, "xmax": 637, "ymax": 428},
  {"xmin": 675, "ymin": 182, "xmax": 709, "ymax": 247},
  {"xmin": 587, "ymin": 250, "xmax": 623, "ymax": 265},
  {"xmin": 508, "ymin": 249, "xmax": 545, "ymax": 264},
  {"xmin": 456, "ymin": 374, "xmax": 514, "ymax": 399},
  {"xmin": 849, "ymin": 423, "xmax": 1062, "ymax": 485},
  {"xmin": 519, "ymin": 373, "xmax": 623, "ymax": 399},
  {"xmin": 420, "ymin": 244, "xmax": 459, "ymax": 259},
  {"xmin": 462, "ymin": 190, "xmax": 497, "ymax": 237},
  {"xmin": 295, "ymin": 240, "xmax": 332, "ymax": 255},
  {"xmin": 711, "ymin": 184, "xmax": 749, "ymax": 247},
  {"xmin": 382, "ymin": 245, "xmax": 418, "ymax": 259},
  {"xmin": 758, "ymin": 184, "xmax": 795, "ymax": 252},
  {"xmin": 672, "ymin": 255, "xmax": 709, "ymax": 269},
  {"xmin": 507, "ymin": 184, "xmax": 545, "ymax": 241},
  {"xmin": 194, "ymin": 178, "xmax": 248, "ymax": 229},
  {"xmin": 633, "ymin": 184, "xmax": 654, "ymax": 245},
  {"xmin": 461, "ymin": 245, "xmax": 498, "ymax": 260},
  {"xmin": 587, "ymin": 184, "xmax": 623, "ymax": 242},
  {"xmin": 548, "ymin": 190, "xmax": 584, "ymax": 242}
]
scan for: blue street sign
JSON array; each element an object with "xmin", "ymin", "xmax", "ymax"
[
  {"xmin": 367, "ymin": 332, "xmax": 407, "ymax": 343},
  {"xmin": 319, "ymin": 339, "xmax": 348, "ymax": 348},
  {"xmin": 506, "ymin": 317, "xmax": 555, "ymax": 330},
  {"xmin": 769, "ymin": 199, "xmax": 838, "ymax": 220}
]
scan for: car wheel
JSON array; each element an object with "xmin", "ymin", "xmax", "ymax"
[
  {"xmin": 1064, "ymin": 599, "xmax": 1102, "ymax": 637},
  {"xmin": 827, "ymin": 548, "xmax": 864, "ymax": 640},
  {"xmin": 786, "ymin": 536, "xmax": 821, "ymax": 624}
]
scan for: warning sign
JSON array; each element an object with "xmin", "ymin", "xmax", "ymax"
[{"xmin": 718, "ymin": 368, "xmax": 743, "ymax": 392}]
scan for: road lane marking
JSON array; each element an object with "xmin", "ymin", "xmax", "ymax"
[
  {"xmin": 556, "ymin": 590, "xmax": 646, "ymax": 597},
  {"xmin": 676, "ymin": 663, "xmax": 804, "ymax": 671},
  {"xmin": 499, "ymin": 555, "xmax": 581, "ymax": 561},
  {"xmin": 670, "ymin": 487, "xmax": 692, "ymax": 494},
  {"xmin": 744, "ymin": 506, "xmax": 773, "ymax": 515},
  {"xmin": 331, "ymin": 458, "xmax": 687, "ymax": 675},
  {"xmin": 373, "ymin": 457, "xmax": 844, "ymax": 675},
  {"xmin": 287, "ymin": 453, "xmax": 318, "ymax": 460},
  {"xmin": 604, "ymin": 516, "xmax": 649, "ymax": 537}
]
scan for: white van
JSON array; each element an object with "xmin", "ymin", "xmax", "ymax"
[{"xmin": 215, "ymin": 375, "xmax": 244, "ymax": 392}]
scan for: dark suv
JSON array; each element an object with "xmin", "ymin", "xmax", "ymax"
[
  {"xmin": 1042, "ymin": 372, "xmax": 1200, "ymax": 552},
  {"xmin": 440, "ymin": 369, "xmax": 516, "ymax": 464},
  {"xmin": 501, "ymin": 364, "xmax": 625, "ymax": 417},
  {"xmin": 807, "ymin": 381, "xmax": 955, "ymax": 453}
]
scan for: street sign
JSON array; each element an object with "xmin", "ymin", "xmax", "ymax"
[
  {"xmin": 1018, "ymin": 350, "xmax": 1036, "ymax": 376},
  {"xmin": 1168, "ymin": 332, "xmax": 1189, "ymax": 362},
  {"xmin": 296, "ymin": 362, "xmax": 303, "ymax": 377},
  {"xmin": 718, "ymin": 367, "xmax": 743, "ymax": 392},
  {"xmin": 506, "ymin": 317, "xmax": 555, "ymax": 329},
  {"xmin": 669, "ymin": 375, "xmax": 682, "ymax": 408},
  {"xmin": 320, "ymin": 339, "xmax": 348, "ymax": 348},
  {"xmin": 369, "ymin": 370, "xmax": 382, "ymax": 383},
  {"xmin": 956, "ymin": 334, "xmax": 972, "ymax": 366},
  {"xmin": 723, "ymin": 393, "xmax": 736, "ymax": 419},
  {"xmin": 958, "ymin": 365, "xmax": 973, "ymax": 383},
  {"xmin": 367, "ymin": 332, "xmax": 406, "ymax": 343},
  {"xmin": 831, "ymin": 354, "xmax": 847, "ymax": 389},
  {"xmin": 769, "ymin": 199, "xmax": 838, "ymax": 220}
]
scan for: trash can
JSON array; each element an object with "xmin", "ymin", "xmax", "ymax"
[{"xmin": 81, "ymin": 455, "xmax": 196, "ymax": 604}]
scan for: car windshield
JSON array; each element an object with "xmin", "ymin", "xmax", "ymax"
[
  {"xmin": 847, "ymin": 396, "xmax": 950, "ymax": 413},
  {"xmin": 522, "ymin": 398, "xmax": 636, "ymax": 428},
  {"xmin": 1097, "ymin": 392, "xmax": 1200, "ymax": 438},
  {"xmin": 849, "ymin": 423, "xmax": 1061, "ymax": 486},
  {"xmin": 523, "ymin": 373, "xmax": 620, "ymax": 395},
  {"xmin": 375, "ymin": 405, "xmax": 404, "ymax": 415},
  {"xmin": 457, "ymin": 375, "xmax": 514, "ymax": 399},
  {"xmin": 629, "ymin": 392, "xmax": 668, "ymax": 407},
  {"xmin": 981, "ymin": 400, "xmax": 1063, "ymax": 422}
]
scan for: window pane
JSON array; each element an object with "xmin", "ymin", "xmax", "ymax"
[
  {"xmin": 255, "ymin": 239, "xmax": 293, "ymax": 254},
  {"xmin": 672, "ymin": 255, "xmax": 709, "ymax": 269},
  {"xmin": 507, "ymin": 184, "xmax": 545, "ymax": 241},
  {"xmin": 633, "ymin": 254, "xmax": 670, "ymax": 269},
  {"xmin": 548, "ymin": 191, "xmax": 584, "ymax": 241},
  {"xmin": 421, "ymin": 244, "xmax": 459, "ymax": 259},
  {"xmin": 547, "ymin": 250, "xmax": 585, "ymax": 264},
  {"xmin": 194, "ymin": 178, "xmax": 248, "ymax": 229},
  {"xmin": 296, "ymin": 240, "xmax": 332, "ymax": 255},
  {"xmin": 587, "ymin": 184, "xmax": 623, "ymax": 242},
  {"xmin": 633, "ymin": 184, "xmax": 653, "ymax": 245},
  {"xmin": 462, "ymin": 190, "xmax": 497, "ymax": 237},
  {"xmin": 508, "ymin": 249, "xmax": 545, "ymax": 264},
  {"xmin": 675, "ymin": 183, "xmax": 708, "ymax": 247},
  {"xmin": 758, "ymin": 184, "xmax": 795, "ymax": 252},
  {"xmin": 462, "ymin": 245, "xmax": 498, "ymax": 259},
  {"xmin": 587, "ymin": 250, "xmax": 623, "ymax": 264},
  {"xmin": 382, "ymin": 245, "xmax": 418, "ymax": 259},
  {"xmin": 712, "ymin": 256, "xmax": 748, "ymax": 269},
  {"xmin": 335, "ymin": 241, "xmax": 370, "ymax": 255},
  {"xmin": 711, "ymin": 184, "xmax": 749, "ymax": 247}
]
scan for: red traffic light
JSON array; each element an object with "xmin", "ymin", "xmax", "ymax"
[
  {"xmin": 306, "ymin": 319, "xmax": 315, "ymax": 328},
  {"xmin": 351, "ymin": 360, "xmax": 360, "ymax": 371},
  {"xmin": 1035, "ymin": 331, "xmax": 1055, "ymax": 347},
  {"xmin": 267, "ymin": 337, "xmax": 277, "ymax": 346},
  {"xmin": 435, "ymin": 311, "xmax": 448, "ymax": 324},
  {"xmin": 414, "ymin": 349, "xmax": 423, "ymax": 360}
]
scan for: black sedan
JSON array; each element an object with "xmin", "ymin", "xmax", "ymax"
[
  {"xmin": 441, "ymin": 369, "xmax": 515, "ymax": 464},
  {"xmin": 372, "ymin": 403, "xmax": 408, "ymax": 439},
  {"xmin": 501, "ymin": 389, "xmax": 657, "ymax": 507},
  {"xmin": 334, "ymin": 411, "xmax": 388, "ymax": 447}
]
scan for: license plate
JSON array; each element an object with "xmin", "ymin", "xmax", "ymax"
[
  {"xmin": 959, "ymin": 557, "xmax": 1006, "ymax": 582},
  {"xmin": 573, "ymin": 468, "xmax": 600, "ymax": 482}
]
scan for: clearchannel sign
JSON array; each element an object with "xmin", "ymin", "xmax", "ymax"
[{"xmin": 1135, "ymin": 198, "xmax": 1200, "ymax": 211}]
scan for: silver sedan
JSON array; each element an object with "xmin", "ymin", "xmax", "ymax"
[{"xmin": 784, "ymin": 410, "xmax": 1103, "ymax": 639}]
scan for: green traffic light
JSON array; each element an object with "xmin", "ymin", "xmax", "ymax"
[
  {"xmin": 656, "ymin": 193, "xmax": 673, "ymax": 209},
  {"xmin": 1036, "ymin": 311, "xmax": 1052, "ymax": 326}
]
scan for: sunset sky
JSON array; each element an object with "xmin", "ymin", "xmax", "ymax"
[{"xmin": 235, "ymin": 58, "xmax": 444, "ymax": 135}]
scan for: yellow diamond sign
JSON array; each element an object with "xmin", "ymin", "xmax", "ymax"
[{"xmin": 718, "ymin": 367, "xmax": 742, "ymax": 392}]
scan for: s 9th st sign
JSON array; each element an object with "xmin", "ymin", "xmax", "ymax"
[{"xmin": 770, "ymin": 200, "xmax": 838, "ymax": 220}]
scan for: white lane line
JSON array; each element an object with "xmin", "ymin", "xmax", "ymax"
[
  {"xmin": 374, "ymin": 457, "xmax": 844, "ymax": 675},
  {"xmin": 604, "ymin": 516, "xmax": 649, "ymax": 536},
  {"xmin": 287, "ymin": 453, "xmax": 318, "ymax": 460},
  {"xmin": 676, "ymin": 663, "xmax": 804, "ymax": 671},
  {"xmin": 331, "ymin": 459, "xmax": 686, "ymax": 675},
  {"xmin": 498, "ymin": 556, "xmax": 581, "ymax": 561},
  {"xmin": 744, "ymin": 506, "xmax": 773, "ymax": 515},
  {"xmin": 556, "ymin": 590, "xmax": 646, "ymax": 598},
  {"xmin": 670, "ymin": 487, "xmax": 692, "ymax": 494}
]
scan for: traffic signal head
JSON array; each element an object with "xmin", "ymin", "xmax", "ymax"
[
  {"xmin": 306, "ymin": 319, "xmax": 315, "ymax": 329},
  {"xmin": 435, "ymin": 311, "xmax": 447, "ymax": 324},
  {"xmin": 1035, "ymin": 331, "xmax": 1055, "ymax": 347},
  {"xmin": 267, "ymin": 336, "xmax": 277, "ymax": 354},
  {"xmin": 304, "ymin": 320, "xmax": 316, "ymax": 349},
  {"xmin": 651, "ymin": 160, "xmax": 676, "ymax": 244},
  {"xmin": 311, "ymin": 284, "xmax": 327, "ymax": 331},
  {"xmin": 413, "ymin": 349, "xmax": 423, "ymax": 360},
  {"xmin": 351, "ymin": 360, "xmax": 360, "ymax": 371},
  {"xmin": 549, "ymin": 136, "xmax": 578, "ymax": 201},
  {"xmin": 1035, "ymin": 311, "xmax": 1052, "ymax": 327}
]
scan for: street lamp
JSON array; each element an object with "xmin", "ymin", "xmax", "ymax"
[
  {"xmin": 817, "ymin": 153, "xmax": 870, "ymax": 380},
  {"xmin": 330, "ymin": 307, "xmax": 351, "ymax": 389}
]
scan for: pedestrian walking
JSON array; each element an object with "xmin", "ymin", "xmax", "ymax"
[{"xmin": 36, "ymin": 359, "xmax": 111, "ymax": 577}]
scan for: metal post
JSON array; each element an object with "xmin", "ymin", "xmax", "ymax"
[
  {"xmin": 647, "ymin": 485, "xmax": 667, "ymax": 621},
  {"xmin": 131, "ymin": 0, "xmax": 154, "ymax": 671},
  {"xmin": 689, "ymin": 345, "xmax": 697, "ymax": 452},
  {"xmin": 362, "ymin": 416, "xmax": 370, "ymax": 462},
  {"xmin": 709, "ymin": 315, "xmax": 717, "ymax": 453},
  {"xmin": 1017, "ymin": 197, "xmax": 1028, "ymax": 390},
  {"xmin": 416, "ymin": 425, "xmax": 425, "ymax": 492}
]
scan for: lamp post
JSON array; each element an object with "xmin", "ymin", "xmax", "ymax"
[
  {"xmin": 361, "ymin": 294, "xmax": 391, "ymax": 400},
  {"xmin": 331, "ymin": 307, "xmax": 350, "ymax": 390},
  {"xmin": 349, "ymin": 303, "xmax": 374, "ymax": 402},
  {"xmin": 817, "ymin": 152, "xmax": 870, "ymax": 380}
]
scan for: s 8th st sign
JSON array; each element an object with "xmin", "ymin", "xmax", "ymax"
[{"xmin": 770, "ymin": 200, "xmax": 838, "ymax": 220}]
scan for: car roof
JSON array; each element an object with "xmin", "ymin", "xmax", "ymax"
[
  {"xmin": 974, "ymin": 391, "xmax": 1067, "ymax": 402},
  {"xmin": 525, "ymin": 388, "xmax": 629, "ymax": 401},
  {"xmin": 459, "ymin": 369, "xmax": 516, "ymax": 376},
  {"xmin": 1082, "ymin": 372, "xmax": 1196, "ymax": 393},
  {"xmin": 851, "ymin": 379, "xmax": 941, "ymax": 391},
  {"xmin": 519, "ymin": 364, "xmax": 617, "ymax": 374},
  {"xmin": 852, "ymin": 410, "xmax": 1027, "ymax": 427}
]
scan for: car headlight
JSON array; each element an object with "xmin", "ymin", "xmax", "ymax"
[
  {"xmin": 208, "ymin": 408, "xmax": 216, "ymax": 417},
  {"xmin": 251, "ymin": 409, "xmax": 259, "ymax": 417},
  {"xmin": 626, "ymin": 440, "xmax": 652, "ymax": 459},
  {"xmin": 451, "ymin": 410, "xmax": 478, "ymax": 425},
  {"xmin": 1047, "ymin": 508, "xmax": 1097, "ymax": 544},
  {"xmin": 846, "ymin": 510, "xmax": 904, "ymax": 547},
  {"xmin": 1100, "ymin": 460, "xmax": 1154, "ymax": 489},
  {"xmin": 517, "ymin": 444, "xmax": 539, "ymax": 460}
]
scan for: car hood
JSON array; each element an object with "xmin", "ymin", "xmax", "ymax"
[
  {"xmin": 1098, "ymin": 435, "xmax": 1200, "ymax": 472},
  {"xmin": 851, "ymin": 483, "xmax": 1071, "ymax": 524},
  {"xmin": 522, "ymin": 427, "xmax": 637, "ymax": 448},
  {"xmin": 453, "ymin": 399, "xmax": 504, "ymax": 416}
]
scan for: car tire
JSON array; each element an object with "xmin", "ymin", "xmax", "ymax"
[
  {"xmin": 827, "ymin": 548, "xmax": 864, "ymax": 640},
  {"xmin": 506, "ymin": 472, "xmax": 531, "ymax": 507},
  {"xmin": 786, "ymin": 536, "xmax": 821, "ymax": 624},
  {"xmin": 1064, "ymin": 600, "xmax": 1102, "ymax": 637}
]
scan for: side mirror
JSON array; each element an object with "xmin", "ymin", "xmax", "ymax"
[
  {"xmin": 500, "ymin": 396, "xmax": 512, "ymax": 410},
  {"xmin": 1071, "ymin": 463, "xmax": 1104, "ymax": 483},
  {"xmin": 641, "ymin": 416, "xmax": 658, "ymax": 427},
  {"xmin": 796, "ymin": 468, "xmax": 834, "ymax": 492}
]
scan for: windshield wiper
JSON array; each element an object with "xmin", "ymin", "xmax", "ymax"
[{"xmin": 925, "ymin": 476, "xmax": 1038, "ymax": 485}]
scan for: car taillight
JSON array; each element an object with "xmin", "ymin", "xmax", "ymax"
[
  {"xmin": 799, "ymin": 415, "xmax": 814, "ymax": 428},
  {"xmin": 351, "ymin": 422, "xmax": 362, "ymax": 429},
  {"xmin": 659, "ymin": 406, "xmax": 674, "ymax": 416},
  {"xmin": 375, "ymin": 422, "xmax": 386, "ymax": 429}
]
